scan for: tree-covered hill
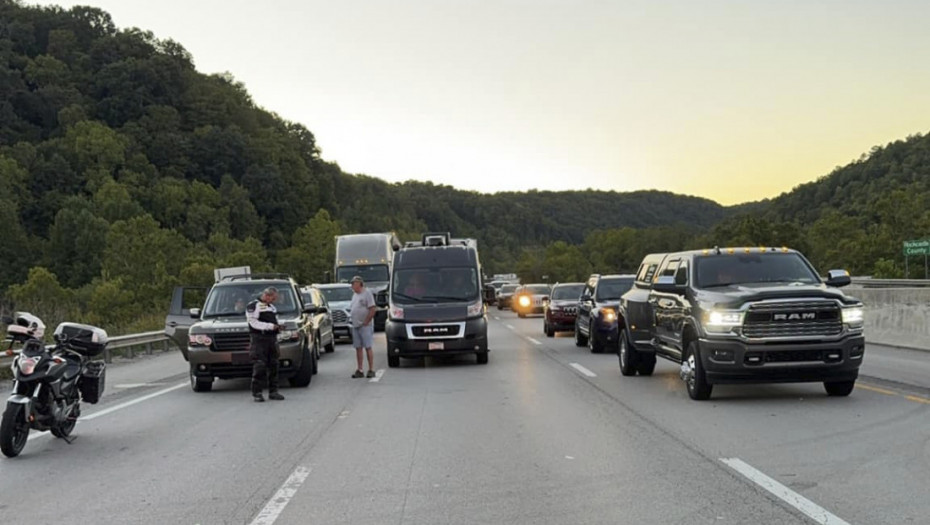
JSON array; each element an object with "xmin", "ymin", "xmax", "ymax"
[{"xmin": 0, "ymin": 1, "xmax": 737, "ymax": 331}]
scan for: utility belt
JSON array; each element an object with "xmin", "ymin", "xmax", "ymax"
[{"xmin": 249, "ymin": 328, "xmax": 277, "ymax": 337}]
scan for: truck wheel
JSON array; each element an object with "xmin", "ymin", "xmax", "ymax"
[
  {"xmin": 190, "ymin": 368, "xmax": 213, "ymax": 392},
  {"xmin": 618, "ymin": 329, "xmax": 638, "ymax": 376},
  {"xmin": 544, "ymin": 322, "xmax": 554, "ymax": 337},
  {"xmin": 683, "ymin": 341, "xmax": 712, "ymax": 400},
  {"xmin": 574, "ymin": 322, "xmax": 587, "ymax": 347},
  {"xmin": 324, "ymin": 337, "xmax": 335, "ymax": 353},
  {"xmin": 476, "ymin": 351, "xmax": 489, "ymax": 364},
  {"xmin": 636, "ymin": 354, "xmax": 656, "ymax": 376},
  {"xmin": 824, "ymin": 380, "xmax": 855, "ymax": 396},
  {"xmin": 387, "ymin": 353, "xmax": 400, "ymax": 368},
  {"xmin": 290, "ymin": 344, "xmax": 313, "ymax": 387},
  {"xmin": 588, "ymin": 322, "xmax": 604, "ymax": 353}
]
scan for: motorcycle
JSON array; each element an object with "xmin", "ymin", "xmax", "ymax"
[{"xmin": 1, "ymin": 312, "xmax": 107, "ymax": 458}]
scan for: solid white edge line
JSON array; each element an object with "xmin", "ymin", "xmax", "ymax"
[
  {"xmin": 720, "ymin": 458, "xmax": 850, "ymax": 525},
  {"xmin": 526, "ymin": 337, "xmax": 542, "ymax": 345},
  {"xmin": 83, "ymin": 382, "xmax": 188, "ymax": 421},
  {"xmin": 569, "ymin": 363, "xmax": 597, "ymax": 378},
  {"xmin": 27, "ymin": 382, "xmax": 187, "ymax": 442},
  {"xmin": 369, "ymin": 369, "xmax": 385, "ymax": 383},
  {"xmin": 249, "ymin": 465, "xmax": 312, "ymax": 525}
]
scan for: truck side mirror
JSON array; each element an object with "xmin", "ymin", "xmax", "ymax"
[
  {"xmin": 825, "ymin": 269, "xmax": 851, "ymax": 288},
  {"xmin": 189, "ymin": 308, "xmax": 201, "ymax": 319},
  {"xmin": 482, "ymin": 284, "xmax": 496, "ymax": 304},
  {"xmin": 653, "ymin": 276, "xmax": 685, "ymax": 294},
  {"xmin": 375, "ymin": 290, "xmax": 389, "ymax": 308}
]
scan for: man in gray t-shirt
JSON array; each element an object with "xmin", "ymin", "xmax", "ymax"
[{"xmin": 349, "ymin": 276, "xmax": 377, "ymax": 378}]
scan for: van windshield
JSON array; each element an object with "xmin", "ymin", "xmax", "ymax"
[{"xmin": 393, "ymin": 267, "xmax": 479, "ymax": 304}]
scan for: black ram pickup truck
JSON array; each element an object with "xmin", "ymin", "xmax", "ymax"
[{"xmin": 618, "ymin": 248, "xmax": 865, "ymax": 400}]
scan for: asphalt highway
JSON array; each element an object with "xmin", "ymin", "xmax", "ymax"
[{"xmin": 0, "ymin": 312, "xmax": 927, "ymax": 524}]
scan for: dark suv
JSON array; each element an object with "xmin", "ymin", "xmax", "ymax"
[
  {"xmin": 166, "ymin": 273, "xmax": 321, "ymax": 392},
  {"xmin": 575, "ymin": 274, "xmax": 635, "ymax": 353},
  {"xmin": 619, "ymin": 248, "xmax": 865, "ymax": 400},
  {"xmin": 543, "ymin": 282, "xmax": 584, "ymax": 337}
]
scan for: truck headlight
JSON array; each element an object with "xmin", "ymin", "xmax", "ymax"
[
  {"xmin": 467, "ymin": 300, "xmax": 484, "ymax": 317},
  {"xmin": 842, "ymin": 306, "xmax": 864, "ymax": 328},
  {"xmin": 601, "ymin": 308, "xmax": 617, "ymax": 323},
  {"xmin": 704, "ymin": 310, "xmax": 743, "ymax": 333},
  {"xmin": 518, "ymin": 296, "xmax": 531, "ymax": 308},
  {"xmin": 277, "ymin": 330, "xmax": 299, "ymax": 342}
]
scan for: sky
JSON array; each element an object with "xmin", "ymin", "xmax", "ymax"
[{"xmin": 30, "ymin": 0, "xmax": 930, "ymax": 205}]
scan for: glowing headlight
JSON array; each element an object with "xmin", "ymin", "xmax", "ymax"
[
  {"xmin": 601, "ymin": 308, "xmax": 617, "ymax": 323},
  {"xmin": 705, "ymin": 310, "xmax": 743, "ymax": 333},
  {"xmin": 518, "ymin": 296, "xmax": 531, "ymax": 307},
  {"xmin": 467, "ymin": 301, "xmax": 484, "ymax": 317},
  {"xmin": 842, "ymin": 306, "xmax": 864, "ymax": 328},
  {"xmin": 188, "ymin": 334, "xmax": 213, "ymax": 346},
  {"xmin": 277, "ymin": 330, "xmax": 299, "ymax": 342}
]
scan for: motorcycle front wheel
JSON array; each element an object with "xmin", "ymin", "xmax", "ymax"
[{"xmin": 0, "ymin": 403, "xmax": 30, "ymax": 457}]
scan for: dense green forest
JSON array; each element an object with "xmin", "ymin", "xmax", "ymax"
[{"xmin": 1, "ymin": 1, "xmax": 927, "ymax": 335}]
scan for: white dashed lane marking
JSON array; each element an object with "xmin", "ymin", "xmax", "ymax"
[
  {"xmin": 249, "ymin": 465, "xmax": 312, "ymax": 525},
  {"xmin": 721, "ymin": 458, "xmax": 850, "ymax": 525},
  {"xmin": 569, "ymin": 363, "xmax": 597, "ymax": 377}
]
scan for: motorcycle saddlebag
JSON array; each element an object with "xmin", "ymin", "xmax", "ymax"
[
  {"xmin": 79, "ymin": 360, "xmax": 106, "ymax": 404},
  {"xmin": 54, "ymin": 322, "xmax": 108, "ymax": 357}
]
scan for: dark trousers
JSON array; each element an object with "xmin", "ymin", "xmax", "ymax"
[{"xmin": 250, "ymin": 334, "xmax": 279, "ymax": 395}]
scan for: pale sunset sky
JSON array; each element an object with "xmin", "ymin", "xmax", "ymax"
[{"xmin": 32, "ymin": 0, "xmax": 930, "ymax": 205}]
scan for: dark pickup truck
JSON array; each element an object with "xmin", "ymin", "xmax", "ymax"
[{"xmin": 618, "ymin": 248, "xmax": 865, "ymax": 400}]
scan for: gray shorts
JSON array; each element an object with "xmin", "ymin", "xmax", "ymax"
[{"xmin": 350, "ymin": 324, "xmax": 374, "ymax": 349}]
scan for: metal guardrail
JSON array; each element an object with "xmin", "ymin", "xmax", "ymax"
[
  {"xmin": 1, "ymin": 330, "xmax": 172, "ymax": 369},
  {"xmin": 850, "ymin": 278, "xmax": 930, "ymax": 288}
]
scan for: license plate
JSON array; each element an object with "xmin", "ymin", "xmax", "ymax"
[{"xmin": 428, "ymin": 342, "xmax": 444, "ymax": 351}]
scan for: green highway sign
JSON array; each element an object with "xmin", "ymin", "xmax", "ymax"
[{"xmin": 903, "ymin": 239, "xmax": 930, "ymax": 256}]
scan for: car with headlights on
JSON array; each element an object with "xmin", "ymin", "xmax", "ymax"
[
  {"xmin": 512, "ymin": 283, "xmax": 552, "ymax": 318},
  {"xmin": 543, "ymin": 282, "xmax": 585, "ymax": 336},
  {"xmin": 575, "ymin": 274, "xmax": 635, "ymax": 353},
  {"xmin": 618, "ymin": 247, "xmax": 865, "ymax": 400}
]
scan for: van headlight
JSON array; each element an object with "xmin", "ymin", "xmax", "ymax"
[
  {"xmin": 704, "ymin": 310, "xmax": 743, "ymax": 333},
  {"xmin": 842, "ymin": 306, "xmax": 864, "ymax": 328},
  {"xmin": 518, "ymin": 295, "xmax": 531, "ymax": 308},
  {"xmin": 467, "ymin": 301, "xmax": 484, "ymax": 317},
  {"xmin": 390, "ymin": 305, "xmax": 404, "ymax": 320}
]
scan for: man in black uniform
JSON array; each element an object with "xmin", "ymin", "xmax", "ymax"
[{"xmin": 246, "ymin": 287, "xmax": 285, "ymax": 402}]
